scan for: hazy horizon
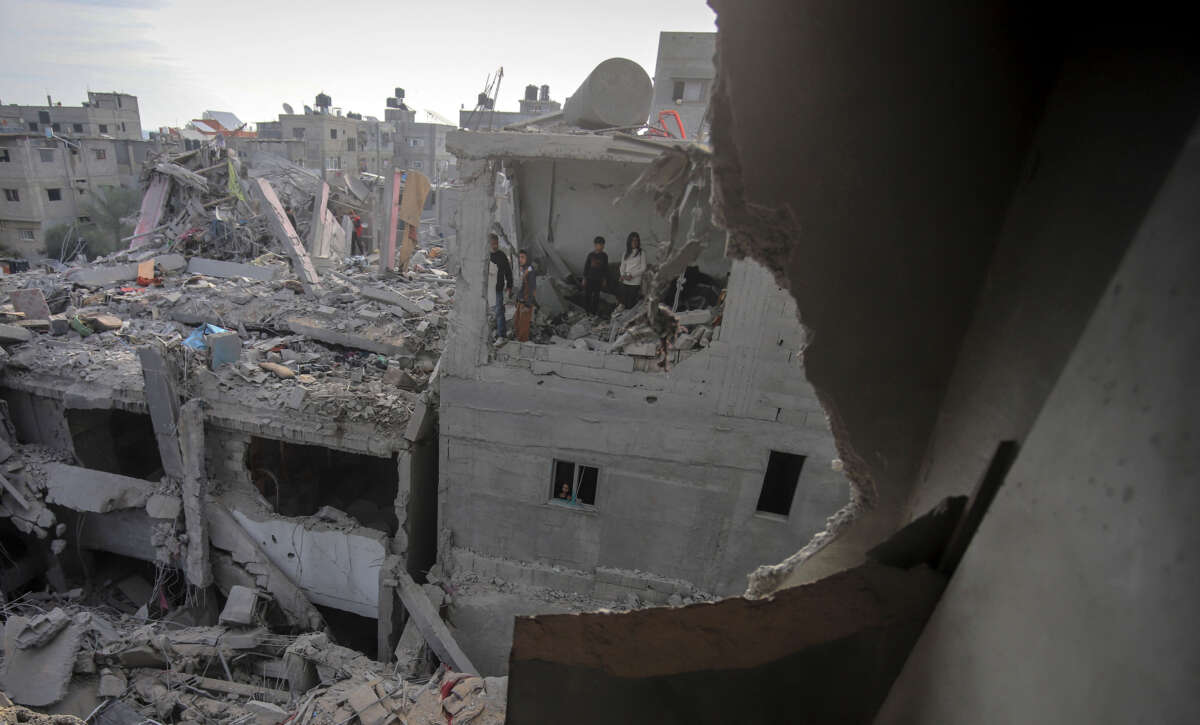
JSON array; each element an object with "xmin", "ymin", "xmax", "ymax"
[{"xmin": 0, "ymin": 0, "xmax": 717, "ymax": 132}]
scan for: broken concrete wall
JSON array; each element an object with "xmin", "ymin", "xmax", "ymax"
[
  {"xmin": 442, "ymin": 224, "xmax": 844, "ymax": 597},
  {"xmin": 512, "ymin": 158, "xmax": 729, "ymax": 279},
  {"xmin": 229, "ymin": 508, "xmax": 388, "ymax": 618},
  {"xmin": 1, "ymin": 389, "xmax": 74, "ymax": 451},
  {"xmin": 876, "ymin": 116, "xmax": 1200, "ymax": 725}
]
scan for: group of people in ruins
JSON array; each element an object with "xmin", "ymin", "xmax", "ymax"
[{"xmin": 488, "ymin": 231, "xmax": 646, "ymax": 344}]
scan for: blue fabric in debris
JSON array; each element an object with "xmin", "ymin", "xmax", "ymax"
[{"xmin": 182, "ymin": 323, "xmax": 229, "ymax": 350}]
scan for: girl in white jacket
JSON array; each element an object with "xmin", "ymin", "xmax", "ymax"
[{"xmin": 619, "ymin": 231, "xmax": 646, "ymax": 309}]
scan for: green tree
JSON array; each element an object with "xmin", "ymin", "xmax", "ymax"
[{"xmin": 81, "ymin": 186, "xmax": 140, "ymax": 257}]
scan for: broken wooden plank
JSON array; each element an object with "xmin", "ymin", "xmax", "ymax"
[{"xmin": 394, "ymin": 568, "xmax": 477, "ymax": 675}]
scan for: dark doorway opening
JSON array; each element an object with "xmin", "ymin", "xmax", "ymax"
[
  {"xmin": 66, "ymin": 409, "xmax": 163, "ymax": 481},
  {"xmin": 756, "ymin": 451, "xmax": 806, "ymax": 516},
  {"xmin": 315, "ymin": 604, "xmax": 378, "ymax": 659},
  {"xmin": 246, "ymin": 437, "xmax": 398, "ymax": 533}
]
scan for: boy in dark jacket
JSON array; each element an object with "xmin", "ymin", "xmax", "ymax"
[{"xmin": 582, "ymin": 236, "xmax": 608, "ymax": 314}]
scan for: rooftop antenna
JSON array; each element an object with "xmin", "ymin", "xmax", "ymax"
[{"xmin": 464, "ymin": 67, "xmax": 503, "ymax": 131}]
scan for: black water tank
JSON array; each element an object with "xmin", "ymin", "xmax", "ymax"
[
  {"xmin": 524, "ymin": 85, "xmax": 538, "ymax": 101},
  {"xmin": 386, "ymin": 97, "xmax": 400, "ymax": 108},
  {"xmin": 315, "ymin": 92, "xmax": 331, "ymax": 109},
  {"xmin": 540, "ymin": 85, "xmax": 550, "ymax": 102},
  {"xmin": 395, "ymin": 88, "xmax": 405, "ymax": 99}
]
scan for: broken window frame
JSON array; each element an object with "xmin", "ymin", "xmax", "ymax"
[{"xmin": 549, "ymin": 458, "xmax": 600, "ymax": 508}]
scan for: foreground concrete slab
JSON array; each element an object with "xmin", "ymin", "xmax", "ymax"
[
  {"xmin": 10, "ymin": 288, "xmax": 51, "ymax": 320},
  {"xmin": 395, "ymin": 568, "xmax": 477, "ymax": 675},
  {"xmin": 187, "ymin": 257, "xmax": 281, "ymax": 282},
  {"xmin": 0, "ymin": 615, "xmax": 84, "ymax": 706},
  {"xmin": 43, "ymin": 463, "xmax": 154, "ymax": 513},
  {"xmin": 179, "ymin": 399, "xmax": 212, "ymax": 587},
  {"xmin": 254, "ymin": 177, "xmax": 320, "ymax": 294}
]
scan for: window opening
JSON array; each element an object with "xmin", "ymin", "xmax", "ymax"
[
  {"xmin": 756, "ymin": 451, "xmax": 806, "ymax": 516},
  {"xmin": 3, "ymin": 189, "xmax": 18, "ymax": 202},
  {"xmin": 46, "ymin": 188, "xmax": 62, "ymax": 202},
  {"xmin": 551, "ymin": 459, "xmax": 598, "ymax": 506}
]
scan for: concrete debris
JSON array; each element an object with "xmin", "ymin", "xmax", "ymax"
[
  {"xmin": 218, "ymin": 585, "xmax": 259, "ymax": 625},
  {"xmin": 0, "ymin": 613, "xmax": 84, "ymax": 706},
  {"xmin": 145, "ymin": 493, "xmax": 182, "ymax": 519}
]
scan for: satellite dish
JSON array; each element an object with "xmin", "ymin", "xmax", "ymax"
[
  {"xmin": 303, "ymin": 105, "xmax": 313, "ymax": 115},
  {"xmin": 282, "ymin": 103, "xmax": 294, "ymax": 115}
]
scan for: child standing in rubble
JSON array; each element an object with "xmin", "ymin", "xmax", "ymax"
[
  {"xmin": 514, "ymin": 250, "xmax": 537, "ymax": 342},
  {"xmin": 619, "ymin": 231, "xmax": 645, "ymax": 309},
  {"xmin": 582, "ymin": 236, "xmax": 609, "ymax": 315}
]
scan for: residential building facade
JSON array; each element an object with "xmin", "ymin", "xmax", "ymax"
[
  {"xmin": 0, "ymin": 92, "xmax": 148, "ymax": 255},
  {"xmin": 649, "ymin": 31, "xmax": 716, "ymax": 140}
]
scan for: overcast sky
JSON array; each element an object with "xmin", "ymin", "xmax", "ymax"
[{"xmin": 0, "ymin": 0, "xmax": 716, "ymax": 132}]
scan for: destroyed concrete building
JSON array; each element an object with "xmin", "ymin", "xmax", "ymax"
[
  {"xmin": 435, "ymin": 59, "xmax": 847, "ymax": 673},
  {"xmin": 0, "ymin": 136, "xmax": 486, "ymax": 721},
  {"xmin": 5, "ymin": 3, "xmax": 1198, "ymax": 722}
]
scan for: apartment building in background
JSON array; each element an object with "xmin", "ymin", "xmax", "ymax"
[
  {"xmin": 0, "ymin": 92, "xmax": 148, "ymax": 256},
  {"xmin": 649, "ymin": 31, "xmax": 716, "ymax": 140}
]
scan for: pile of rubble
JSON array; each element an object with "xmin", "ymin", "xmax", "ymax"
[
  {"xmin": 0, "ymin": 596, "xmax": 505, "ymax": 725},
  {"xmin": 0, "ymin": 145, "xmax": 453, "ymax": 433}
]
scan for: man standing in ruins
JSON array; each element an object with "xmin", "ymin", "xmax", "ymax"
[{"xmin": 489, "ymin": 233, "xmax": 513, "ymax": 344}]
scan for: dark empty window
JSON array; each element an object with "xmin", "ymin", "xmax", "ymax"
[
  {"xmin": 37, "ymin": 111, "xmax": 50, "ymax": 124},
  {"xmin": 246, "ymin": 437, "xmax": 399, "ymax": 533},
  {"xmin": 292, "ymin": 127, "xmax": 305, "ymax": 139},
  {"xmin": 27, "ymin": 122, "xmax": 38, "ymax": 131},
  {"xmin": 51, "ymin": 123, "xmax": 60, "ymax": 132},
  {"xmin": 4, "ymin": 189, "xmax": 19, "ymax": 202},
  {"xmin": 329, "ymin": 129, "xmax": 337, "ymax": 139},
  {"xmin": 72, "ymin": 123, "xmax": 84, "ymax": 133},
  {"xmin": 0, "ymin": 149, "xmax": 9, "ymax": 162},
  {"xmin": 46, "ymin": 188, "xmax": 62, "ymax": 202},
  {"xmin": 98, "ymin": 124, "xmax": 108, "ymax": 134},
  {"xmin": 67, "ymin": 409, "xmax": 163, "ymax": 480},
  {"xmin": 38, "ymin": 148, "xmax": 54, "ymax": 162},
  {"xmin": 121, "ymin": 122, "xmax": 126, "ymax": 132},
  {"xmin": 672, "ymin": 80, "xmax": 686, "ymax": 102},
  {"xmin": 94, "ymin": 148, "xmax": 107, "ymax": 160},
  {"xmin": 756, "ymin": 451, "xmax": 806, "ymax": 516},
  {"xmin": 551, "ymin": 459, "xmax": 598, "ymax": 506}
]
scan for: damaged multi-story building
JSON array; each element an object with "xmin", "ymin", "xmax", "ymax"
[
  {"xmin": 3, "ymin": 2, "xmax": 1198, "ymax": 722},
  {"xmin": 437, "ymin": 62, "xmax": 846, "ymax": 670},
  {"xmin": 0, "ymin": 92, "xmax": 150, "ymax": 255}
]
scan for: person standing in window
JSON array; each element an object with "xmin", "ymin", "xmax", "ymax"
[
  {"xmin": 619, "ymin": 231, "xmax": 645, "ymax": 309},
  {"xmin": 489, "ymin": 233, "xmax": 513, "ymax": 345},
  {"xmin": 514, "ymin": 250, "xmax": 536, "ymax": 342},
  {"xmin": 582, "ymin": 236, "xmax": 609, "ymax": 315}
]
